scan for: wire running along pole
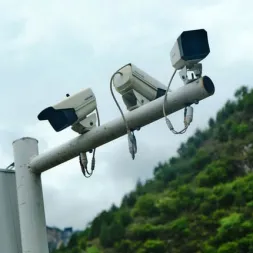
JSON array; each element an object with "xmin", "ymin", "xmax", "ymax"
[{"xmin": 29, "ymin": 78, "xmax": 215, "ymax": 174}]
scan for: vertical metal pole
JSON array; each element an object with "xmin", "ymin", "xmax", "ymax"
[{"xmin": 13, "ymin": 137, "xmax": 49, "ymax": 253}]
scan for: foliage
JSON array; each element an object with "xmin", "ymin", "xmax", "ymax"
[
  {"xmin": 137, "ymin": 240, "xmax": 166, "ymax": 253},
  {"xmin": 132, "ymin": 193, "xmax": 159, "ymax": 217},
  {"xmin": 53, "ymin": 86, "xmax": 253, "ymax": 253},
  {"xmin": 86, "ymin": 246, "xmax": 101, "ymax": 253}
]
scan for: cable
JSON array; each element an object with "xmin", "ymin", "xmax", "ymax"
[
  {"xmin": 5, "ymin": 162, "xmax": 15, "ymax": 170},
  {"xmin": 110, "ymin": 69, "xmax": 137, "ymax": 160},
  {"xmin": 79, "ymin": 108, "xmax": 100, "ymax": 178},
  {"xmin": 110, "ymin": 71, "xmax": 130, "ymax": 132},
  {"xmin": 163, "ymin": 69, "xmax": 192, "ymax": 134}
]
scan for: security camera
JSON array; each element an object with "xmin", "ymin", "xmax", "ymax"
[
  {"xmin": 110, "ymin": 63, "xmax": 168, "ymax": 159},
  {"xmin": 170, "ymin": 29, "xmax": 210, "ymax": 70},
  {"xmin": 37, "ymin": 88, "xmax": 97, "ymax": 134},
  {"xmin": 112, "ymin": 63, "xmax": 167, "ymax": 111}
]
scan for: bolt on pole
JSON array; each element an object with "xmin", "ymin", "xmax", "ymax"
[{"xmin": 13, "ymin": 137, "xmax": 49, "ymax": 253}]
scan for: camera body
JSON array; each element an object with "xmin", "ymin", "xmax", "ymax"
[
  {"xmin": 170, "ymin": 29, "xmax": 210, "ymax": 70},
  {"xmin": 112, "ymin": 63, "xmax": 167, "ymax": 111},
  {"xmin": 38, "ymin": 88, "xmax": 97, "ymax": 133}
]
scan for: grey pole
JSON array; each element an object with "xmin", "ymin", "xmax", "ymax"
[{"xmin": 13, "ymin": 137, "xmax": 49, "ymax": 253}]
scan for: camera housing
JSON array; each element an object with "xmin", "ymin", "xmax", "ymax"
[
  {"xmin": 112, "ymin": 63, "xmax": 167, "ymax": 111},
  {"xmin": 37, "ymin": 88, "xmax": 97, "ymax": 134},
  {"xmin": 170, "ymin": 29, "xmax": 210, "ymax": 70}
]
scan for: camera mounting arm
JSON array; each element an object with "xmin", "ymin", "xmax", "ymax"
[{"xmin": 179, "ymin": 63, "xmax": 203, "ymax": 85}]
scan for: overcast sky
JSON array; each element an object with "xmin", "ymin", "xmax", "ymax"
[{"xmin": 0, "ymin": 0, "xmax": 253, "ymax": 230}]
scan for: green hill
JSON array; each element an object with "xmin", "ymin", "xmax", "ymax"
[{"xmin": 53, "ymin": 86, "xmax": 253, "ymax": 253}]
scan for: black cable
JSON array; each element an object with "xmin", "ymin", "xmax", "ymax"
[
  {"xmin": 79, "ymin": 108, "xmax": 100, "ymax": 178},
  {"xmin": 5, "ymin": 162, "xmax": 15, "ymax": 170},
  {"xmin": 163, "ymin": 69, "xmax": 189, "ymax": 135},
  {"xmin": 110, "ymin": 66, "xmax": 137, "ymax": 160},
  {"xmin": 110, "ymin": 71, "xmax": 131, "ymax": 136}
]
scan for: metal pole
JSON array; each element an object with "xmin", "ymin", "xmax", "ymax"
[
  {"xmin": 13, "ymin": 137, "xmax": 49, "ymax": 253},
  {"xmin": 0, "ymin": 169, "xmax": 22, "ymax": 253},
  {"xmin": 30, "ymin": 78, "xmax": 215, "ymax": 173}
]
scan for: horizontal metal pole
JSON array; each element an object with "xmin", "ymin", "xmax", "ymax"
[{"xmin": 30, "ymin": 77, "xmax": 215, "ymax": 173}]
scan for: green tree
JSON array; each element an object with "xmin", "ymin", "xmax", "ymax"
[
  {"xmin": 132, "ymin": 194, "xmax": 159, "ymax": 217},
  {"xmin": 215, "ymin": 125, "xmax": 228, "ymax": 142},
  {"xmin": 118, "ymin": 209, "xmax": 132, "ymax": 226},
  {"xmin": 218, "ymin": 242, "xmax": 239, "ymax": 253},
  {"xmin": 139, "ymin": 240, "xmax": 166, "ymax": 253},
  {"xmin": 208, "ymin": 118, "xmax": 215, "ymax": 128},
  {"xmin": 234, "ymin": 86, "xmax": 248, "ymax": 100},
  {"xmin": 99, "ymin": 223, "xmax": 112, "ymax": 247},
  {"xmin": 216, "ymin": 213, "xmax": 242, "ymax": 243},
  {"xmin": 68, "ymin": 233, "xmax": 79, "ymax": 249}
]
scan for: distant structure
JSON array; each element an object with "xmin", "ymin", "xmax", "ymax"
[
  {"xmin": 47, "ymin": 227, "xmax": 62, "ymax": 252},
  {"xmin": 62, "ymin": 227, "xmax": 73, "ymax": 246},
  {"xmin": 47, "ymin": 226, "xmax": 73, "ymax": 252}
]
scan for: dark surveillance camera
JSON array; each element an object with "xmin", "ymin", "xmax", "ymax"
[{"xmin": 170, "ymin": 29, "xmax": 210, "ymax": 70}]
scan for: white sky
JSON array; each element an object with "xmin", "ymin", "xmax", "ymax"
[{"xmin": 0, "ymin": 0, "xmax": 253, "ymax": 230}]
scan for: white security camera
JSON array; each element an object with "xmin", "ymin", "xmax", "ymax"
[
  {"xmin": 170, "ymin": 29, "xmax": 210, "ymax": 70},
  {"xmin": 38, "ymin": 88, "xmax": 97, "ymax": 134},
  {"xmin": 112, "ymin": 63, "xmax": 167, "ymax": 111}
]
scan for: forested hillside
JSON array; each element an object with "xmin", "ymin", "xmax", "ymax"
[{"xmin": 53, "ymin": 86, "xmax": 253, "ymax": 253}]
